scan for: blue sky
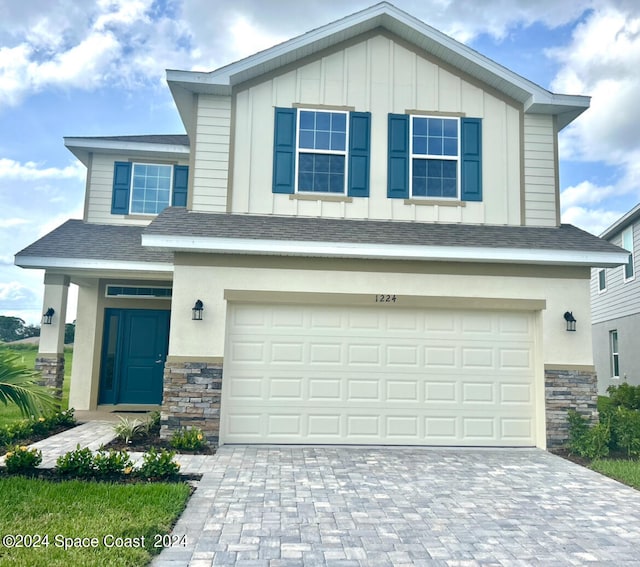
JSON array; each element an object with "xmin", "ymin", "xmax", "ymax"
[{"xmin": 1, "ymin": 0, "xmax": 639, "ymax": 324}]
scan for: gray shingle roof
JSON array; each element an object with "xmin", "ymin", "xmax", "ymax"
[
  {"xmin": 145, "ymin": 207, "xmax": 624, "ymax": 255},
  {"xmin": 15, "ymin": 220, "xmax": 173, "ymax": 264}
]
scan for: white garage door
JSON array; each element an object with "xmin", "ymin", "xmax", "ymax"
[{"xmin": 221, "ymin": 303, "xmax": 537, "ymax": 446}]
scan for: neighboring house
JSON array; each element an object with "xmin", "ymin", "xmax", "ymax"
[
  {"xmin": 591, "ymin": 204, "xmax": 640, "ymax": 395},
  {"xmin": 15, "ymin": 2, "xmax": 627, "ymax": 449}
]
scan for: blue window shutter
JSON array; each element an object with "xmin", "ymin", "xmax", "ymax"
[
  {"xmin": 111, "ymin": 161, "xmax": 132, "ymax": 214},
  {"xmin": 461, "ymin": 118, "xmax": 482, "ymax": 202},
  {"xmin": 348, "ymin": 111, "xmax": 371, "ymax": 197},
  {"xmin": 172, "ymin": 165, "xmax": 189, "ymax": 206},
  {"xmin": 387, "ymin": 114, "xmax": 409, "ymax": 198},
  {"xmin": 272, "ymin": 107, "xmax": 296, "ymax": 194}
]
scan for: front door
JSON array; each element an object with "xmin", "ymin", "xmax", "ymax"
[{"xmin": 99, "ymin": 309, "xmax": 170, "ymax": 405}]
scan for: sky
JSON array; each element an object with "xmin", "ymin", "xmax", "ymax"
[{"xmin": 1, "ymin": 0, "xmax": 640, "ymax": 325}]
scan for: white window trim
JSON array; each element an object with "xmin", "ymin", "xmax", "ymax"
[
  {"xmin": 129, "ymin": 162, "xmax": 174, "ymax": 216},
  {"xmin": 598, "ymin": 268, "xmax": 607, "ymax": 293},
  {"xmin": 622, "ymin": 226, "xmax": 635, "ymax": 282},
  {"xmin": 610, "ymin": 330, "xmax": 620, "ymax": 379},
  {"xmin": 294, "ymin": 108, "xmax": 349, "ymax": 195},
  {"xmin": 409, "ymin": 115, "xmax": 460, "ymax": 200}
]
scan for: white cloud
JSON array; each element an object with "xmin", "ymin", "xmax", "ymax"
[
  {"xmin": 0, "ymin": 281, "xmax": 38, "ymax": 304},
  {"xmin": 561, "ymin": 206, "xmax": 624, "ymax": 235},
  {"xmin": 0, "ymin": 159, "xmax": 85, "ymax": 180}
]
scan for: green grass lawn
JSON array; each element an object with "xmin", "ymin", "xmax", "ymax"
[
  {"xmin": 0, "ymin": 345, "xmax": 72, "ymax": 428},
  {"xmin": 0, "ymin": 476, "xmax": 191, "ymax": 566},
  {"xmin": 591, "ymin": 459, "xmax": 640, "ymax": 490}
]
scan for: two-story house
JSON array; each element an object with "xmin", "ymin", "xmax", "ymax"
[
  {"xmin": 15, "ymin": 3, "xmax": 627, "ymax": 449},
  {"xmin": 591, "ymin": 204, "xmax": 640, "ymax": 395}
]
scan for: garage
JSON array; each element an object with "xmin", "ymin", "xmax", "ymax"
[{"xmin": 221, "ymin": 303, "xmax": 538, "ymax": 446}]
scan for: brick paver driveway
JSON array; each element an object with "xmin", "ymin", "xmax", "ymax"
[{"xmin": 153, "ymin": 446, "xmax": 640, "ymax": 566}]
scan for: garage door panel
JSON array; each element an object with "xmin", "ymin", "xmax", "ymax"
[{"xmin": 222, "ymin": 304, "xmax": 537, "ymax": 446}]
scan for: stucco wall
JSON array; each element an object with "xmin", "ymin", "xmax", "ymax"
[{"xmin": 168, "ymin": 255, "xmax": 592, "ymax": 368}]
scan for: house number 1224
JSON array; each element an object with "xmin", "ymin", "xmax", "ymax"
[{"xmin": 375, "ymin": 294, "xmax": 397, "ymax": 303}]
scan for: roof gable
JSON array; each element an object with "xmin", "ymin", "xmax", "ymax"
[{"xmin": 168, "ymin": 2, "xmax": 588, "ymax": 131}]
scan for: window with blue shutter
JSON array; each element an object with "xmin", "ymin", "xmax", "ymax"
[
  {"xmin": 172, "ymin": 165, "xmax": 189, "ymax": 206},
  {"xmin": 272, "ymin": 107, "xmax": 371, "ymax": 197},
  {"xmin": 111, "ymin": 161, "xmax": 132, "ymax": 214},
  {"xmin": 387, "ymin": 114, "xmax": 409, "ymax": 199},
  {"xmin": 460, "ymin": 117, "xmax": 482, "ymax": 202},
  {"xmin": 111, "ymin": 161, "xmax": 189, "ymax": 215},
  {"xmin": 348, "ymin": 111, "xmax": 371, "ymax": 197},
  {"xmin": 387, "ymin": 113, "xmax": 482, "ymax": 202},
  {"xmin": 272, "ymin": 108, "xmax": 296, "ymax": 194}
]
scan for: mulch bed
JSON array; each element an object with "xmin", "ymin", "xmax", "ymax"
[{"xmin": 103, "ymin": 431, "xmax": 216, "ymax": 455}]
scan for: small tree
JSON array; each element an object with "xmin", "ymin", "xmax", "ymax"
[{"xmin": 0, "ymin": 350, "xmax": 55, "ymax": 417}]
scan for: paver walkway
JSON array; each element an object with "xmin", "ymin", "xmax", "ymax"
[
  {"xmin": 0, "ymin": 421, "xmax": 217, "ymax": 474},
  {"xmin": 5, "ymin": 425, "xmax": 640, "ymax": 565}
]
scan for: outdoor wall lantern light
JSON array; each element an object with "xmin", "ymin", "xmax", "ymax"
[
  {"xmin": 564, "ymin": 311, "xmax": 577, "ymax": 332},
  {"xmin": 192, "ymin": 300, "xmax": 204, "ymax": 321},
  {"xmin": 43, "ymin": 307, "xmax": 55, "ymax": 325}
]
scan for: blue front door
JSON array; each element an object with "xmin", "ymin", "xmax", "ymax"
[{"xmin": 99, "ymin": 309, "xmax": 170, "ymax": 405}]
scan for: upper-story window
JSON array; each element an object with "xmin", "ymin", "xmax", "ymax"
[
  {"xmin": 131, "ymin": 164, "xmax": 173, "ymax": 214},
  {"xmin": 272, "ymin": 107, "xmax": 371, "ymax": 198},
  {"xmin": 622, "ymin": 226, "xmax": 635, "ymax": 281},
  {"xmin": 387, "ymin": 113, "xmax": 482, "ymax": 202},
  {"xmin": 297, "ymin": 110, "xmax": 348, "ymax": 194},
  {"xmin": 111, "ymin": 161, "xmax": 188, "ymax": 216},
  {"xmin": 410, "ymin": 116, "xmax": 459, "ymax": 198}
]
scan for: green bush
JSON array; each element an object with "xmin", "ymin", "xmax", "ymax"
[
  {"xmin": 4, "ymin": 445, "xmax": 42, "ymax": 474},
  {"xmin": 93, "ymin": 449, "xmax": 134, "ymax": 478},
  {"xmin": 610, "ymin": 407, "xmax": 640, "ymax": 458},
  {"xmin": 137, "ymin": 447, "xmax": 180, "ymax": 481},
  {"xmin": 607, "ymin": 383, "xmax": 640, "ymax": 410},
  {"xmin": 55, "ymin": 444, "xmax": 95, "ymax": 478},
  {"xmin": 567, "ymin": 410, "xmax": 610, "ymax": 459},
  {"xmin": 0, "ymin": 409, "xmax": 76, "ymax": 449},
  {"xmin": 170, "ymin": 427, "xmax": 206, "ymax": 451}
]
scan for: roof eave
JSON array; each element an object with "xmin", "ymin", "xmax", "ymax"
[
  {"xmin": 64, "ymin": 137, "xmax": 190, "ymax": 166},
  {"xmin": 141, "ymin": 234, "xmax": 628, "ymax": 268},
  {"xmin": 14, "ymin": 255, "xmax": 174, "ymax": 274}
]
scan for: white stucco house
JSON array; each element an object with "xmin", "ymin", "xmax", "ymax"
[{"xmin": 15, "ymin": 2, "xmax": 627, "ymax": 449}]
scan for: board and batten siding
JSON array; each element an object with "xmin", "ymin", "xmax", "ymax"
[
  {"xmin": 523, "ymin": 114, "xmax": 558, "ymax": 227},
  {"xmin": 229, "ymin": 33, "xmax": 526, "ymax": 225},
  {"xmin": 190, "ymin": 95, "xmax": 232, "ymax": 212},
  {"xmin": 591, "ymin": 226, "xmax": 640, "ymax": 324},
  {"xmin": 84, "ymin": 153, "xmax": 189, "ymax": 225}
]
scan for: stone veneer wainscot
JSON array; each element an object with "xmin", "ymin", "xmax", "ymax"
[
  {"xmin": 161, "ymin": 360, "xmax": 222, "ymax": 445},
  {"xmin": 545, "ymin": 367, "xmax": 598, "ymax": 448}
]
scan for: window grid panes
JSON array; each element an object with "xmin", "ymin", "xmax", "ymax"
[
  {"xmin": 622, "ymin": 227, "xmax": 634, "ymax": 280},
  {"xmin": 297, "ymin": 110, "xmax": 347, "ymax": 193},
  {"xmin": 130, "ymin": 164, "xmax": 173, "ymax": 214},
  {"xmin": 411, "ymin": 116, "xmax": 459, "ymax": 199},
  {"xmin": 610, "ymin": 330, "xmax": 619, "ymax": 378}
]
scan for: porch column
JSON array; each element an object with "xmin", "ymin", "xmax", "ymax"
[{"xmin": 36, "ymin": 273, "xmax": 70, "ymax": 400}]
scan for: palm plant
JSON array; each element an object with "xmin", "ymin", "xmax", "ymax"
[{"xmin": 0, "ymin": 349, "xmax": 55, "ymax": 417}]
